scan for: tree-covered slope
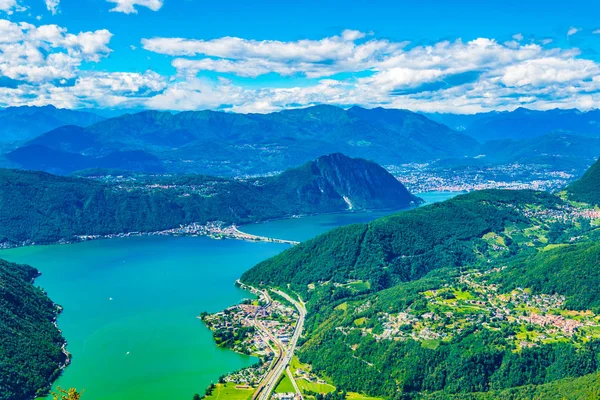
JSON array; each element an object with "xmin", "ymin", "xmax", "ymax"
[
  {"xmin": 566, "ymin": 156, "xmax": 600, "ymax": 205},
  {"xmin": 242, "ymin": 190, "xmax": 560, "ymax": 290},
  {"xmin": 421, "ymin": 370, "xmax": 600, "ymax": 399},
  {"xmin": 0, "ymin": 259, "xmax": 66, "ymax": 400},
  {"xmin": 493, "ymin": 241, "xmax": 600, "ymax": 312},
  {"xmin": 261, "ymin": 153, "xmax": 421, "ymax": 213},
  {"xmin": 241, "ymin": 185, "xmax": 600, "ymax": 399},
  {"xmin": 0, "ymin": 154, "xmax": 416, "ymax": 246}
]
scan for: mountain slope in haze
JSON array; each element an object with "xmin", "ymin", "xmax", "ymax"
[
  {"xmin": 0, "ymin": 153, "xmax": 416, "ymax": 246},
  {"xmin": 479, "ymin": 133, "xmax": 600, "ymax": 168},
  {"xmin": 427, "ymin": 108, "xmax": 600, "ymax": 142},
  {"xmin": 6, "ymin": 144, "xmax": 165, "ymax": 175},
  {"xmin": 566, "ymin": 156, "xmax": 600, "ymax": 205},
  {"xmin": 7, "ymin": 105, "xmax": 478, "ymax": 175},
  {"xmin": 0, "ymin": 105, "xmax": 104, "ymax": 145},
  {"xmin": 0, "ymin": 259, "xmax": 67, "ymax": 400}
]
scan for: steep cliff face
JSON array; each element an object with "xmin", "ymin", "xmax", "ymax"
[{"xmin": 261, "ymin": 153, "xmax": 420, "ymax": 213}]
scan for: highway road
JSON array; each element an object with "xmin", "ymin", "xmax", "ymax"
[{"xmin": 252, "ymin": 289, "xmax": 306, "ymax": 400}]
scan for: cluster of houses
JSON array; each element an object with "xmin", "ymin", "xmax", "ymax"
[
  {"xmin": 201, "ymin": 293, "xmax": 299, "ymax": 389},
  {"xmin": 390, "ymin": 161, "xmax": 574, "ymax": 194},
  {"xmin": 336, "ymin": 269, "xmax": 600, "ymax": 348}
]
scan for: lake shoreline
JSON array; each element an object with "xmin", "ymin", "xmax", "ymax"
[
  {"xmin": 0, "ymin": 203, "xmax": 424, "ymax": 250},
  {"xmin": 1, "ymin": 192, "xmax": 459, "ymax": 400}
]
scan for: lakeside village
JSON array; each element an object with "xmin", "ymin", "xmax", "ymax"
[
  {"xmin": 199, "ymin": 287, "xmax": 318, "ymax": 400},
  {"xmin": 72, "ymin": 221, "xmax": 298, "ymax": 246}
]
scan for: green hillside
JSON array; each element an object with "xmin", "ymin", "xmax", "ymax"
[
  {"xmin": 0, "ymin": 259, "xmax": 67, "ymax": 400},
  {"xmin": 242, "ymin": 190, "xmax": 559, "ymax": 289},
  {"xmin": 0, "ymin": 153, "xmax": 417, "ymax": 246},
  {"xmin": 567, "ymin": 157, "xmax": 600, "ymax": 205},
  {"xmin": 241, "ymin": 184, "xmax": 600, "ymax": 399}
]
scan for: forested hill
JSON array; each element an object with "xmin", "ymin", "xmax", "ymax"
[
  {"xmin": 566, "ymin": 156, "xmax": 600, "ymax": 205},
  {"xmin": 260, "ymin": 153, "xmax": 421, "ymax": 213},
  {"xmin": 0, "ymin": 153, "xmax": 417, "ymax": 246},
  {"xmin": 242, "ymin": 190, "xmax": 559, "ymax": 289},
  {"xmin": 240, "ymin": 187, "xmax": 600, "ymax": 399},
  {"xmin": 0, "ymin": 259, "xmax": 67, "ymax": 400}
]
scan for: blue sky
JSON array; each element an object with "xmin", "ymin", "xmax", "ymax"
[{"xmin": 1, "ymin": 0, "xmax": 600, "ymax": 112}]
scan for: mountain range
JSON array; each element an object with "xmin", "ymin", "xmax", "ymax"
[
  {"xmin": 5, "ymin": 105, "xmax": 600, "ymax": 177},
  {"xmin": 427, "ymin": 107, "xmax": 600, "ymax": 142},
  {"xmin": 4, "ymin": 105, "xmax": 478, "ymax": 175},
  {"xmin": 0, "ymin": 105, "xmax": 104, "ymax": 146}
]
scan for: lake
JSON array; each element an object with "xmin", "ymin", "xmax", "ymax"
[{"xmin": 0, "ymin": 191, "xmax": 457, "ymax": 400}]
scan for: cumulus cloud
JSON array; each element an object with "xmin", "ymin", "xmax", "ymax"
[
  {"xmin": 137, "ymin": 30, "xmax": 600, "ymax": 113},
  {"xmin": 107, "ymin": 0, "xmax": 163, "ymax": 14},
  {"xmin": 0, "ymin": 70, "xmax": 167, "ymax": 108},
  {"xmin": 0, "ymin": 0, "xmax": 25, "ymax": 14},
  {"xmin": 0, "ymin": 20, "xmax": 112, "ymax": 83},
  {"xmin": 3, "ymin": 26, "xmax": 600, "ymax": 114},
  {"xmin": 45, "ymin": 0, "xmax": 59, "ymax": 14}
]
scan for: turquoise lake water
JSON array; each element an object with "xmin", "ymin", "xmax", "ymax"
[{"xmin": 0, "ymin": 191, "xmax": 457, "ymax": 400}]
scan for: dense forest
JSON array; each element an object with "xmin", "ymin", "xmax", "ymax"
[
  {"xmin": 242, "ymin": 190, "xmax": 560, "ymax": 289},
  {"xmin": 421, "ymin": 371, "xmax": 600, "ymax": 399},
  {"xmin": 493, "ymin": 241, "xmax": 600, "ymax": 312},
  {"xmin": 300, "ymin": 324, "xmax": 600, "ymax": 398},
  {"xmin": 0, "ymin": 153, "xmax": 417, "ymax": 246},
  {"xmin": 0, "ymin": 259, "xmax": 66, "ymax": 400},
  {"xmin": 566, "ymin": 156, "xmax": 600, "ymax": 205}
]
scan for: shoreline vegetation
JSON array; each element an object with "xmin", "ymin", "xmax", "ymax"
[{"xmin": 0, "ymin": 260, "xmax": 70, "ymax": 400}]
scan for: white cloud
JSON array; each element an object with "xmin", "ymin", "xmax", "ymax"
[
  {"xmin": 142, "ymin": 30, "xmax": 403, "ymax": 62},
  {"xmin": 512, "ymin": 33, "xmax": 524, "ymax": 41},
  {"xmin": 567, "ymin": 26, "xmax": 580, "ymax": 37},
  {"xmin": 45, "ymin": 0, "xmax": 59, "ymax": 14},
  {"xmin": 3, "ymin": 26, "xmax": 600, "ymax": 114},
  {"xmin": 107, "ymin": 0, "xmax": 163, "ymax": 14},
  {"xmin": 593, "ymin": 29, "xmax": 600, "ymax": 34},
  {"xmin": 0, "ymin": 19, "xmax": 112, "ymax": 83},
  {"xmin": 500, "ymin": 57, "xmax": 599, "ymax": 87},
  {"xmin": 0, "ymin": 0, "xmax": 25, "ymax": 14},
  {"xmin": 0, "ymin": 71, "xmax": 166, "ymax": 108}
]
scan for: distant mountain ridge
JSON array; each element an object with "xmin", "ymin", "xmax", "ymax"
[
  {"xmin": 6, "ymin": 105, "xmax": 478, "ymax": 175},
  {"xmin": 427, "ymin": 107, "xmax": 600, "ymax": 142},
  {"xmin": 0, "ymin": 153, "xmax": 417, "ymax": 246},
  {"xmin": 0, "ymin": 105, "xmax": 104, "ymax": 145}
]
